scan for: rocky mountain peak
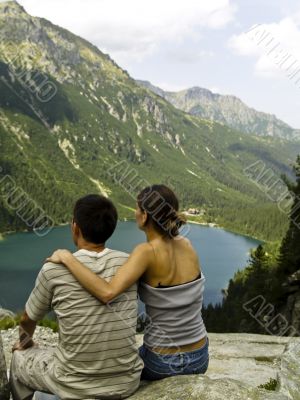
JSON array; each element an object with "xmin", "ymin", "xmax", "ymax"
[
  {"xmin": 137, "ymin": 81, "xmax": 300, "ymax": 140},
  {"xmin": 0, "ymin": 0, "xmax": 27, "ymax": 15}
]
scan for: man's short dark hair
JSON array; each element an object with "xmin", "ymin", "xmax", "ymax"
[{"xmin": 73, "ymin": 194, "xmax": 118, "ymax": 244}]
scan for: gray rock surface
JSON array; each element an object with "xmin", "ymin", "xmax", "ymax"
[
  {"xmin": 0, "ymin": 334, "xmax": 9, "ymax": 400},
  {"xmin": 278, "ymin": 340, "xmax": 300, "ymax": 399},
  {"xmin": 1, "ymin": 328, "xmax": 300, "ymax": 399}
]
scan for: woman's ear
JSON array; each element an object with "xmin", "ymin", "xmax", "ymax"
[{"xmin": 142, "ymin": 211, "xmax": 148, "ymax": 227}]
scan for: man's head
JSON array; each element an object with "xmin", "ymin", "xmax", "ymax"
[{"xmin": 72, "ymin": 194, "xmax": 118, "ymax": 247}]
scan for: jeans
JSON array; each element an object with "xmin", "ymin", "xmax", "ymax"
[{"xmin": 138, "ymin": 336, "xmax": 209, "ymax": 381}]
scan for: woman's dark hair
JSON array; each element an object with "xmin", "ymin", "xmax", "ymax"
[
  {"xmin": 73, "ymin": 194, "xmax": 118, "ymax": 244},
  {"xmin": 137, "ymin": 184, "xmax": 187, "ymax": 238}
]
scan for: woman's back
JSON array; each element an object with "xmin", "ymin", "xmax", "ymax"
[
  {"xmin": 142, "ymin": 236, "xmax": 201, "ymax": 288},
  {"xmin": 138, "ymin": 236, "xmax": 207, "ymax": 349}
]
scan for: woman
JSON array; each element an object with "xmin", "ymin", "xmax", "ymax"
[{"xmin": 46, "ymin": 184, "xmax": 209, "ymax": 381}]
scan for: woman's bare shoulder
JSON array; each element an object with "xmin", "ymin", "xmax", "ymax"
[
  {"xmin": 176, "ymin": 235, "xmax": 199, "ymax": 260},
  {"xmin": 132, "ymin": 242, "xmax": 154, "ymax": 258},
  {"xmin": 176, "ymin": 235, "xmax": 193, "ymax": 248}
]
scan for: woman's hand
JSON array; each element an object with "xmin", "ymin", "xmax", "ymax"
[{"xmin": 46, "ymin": 249, "xmax": 73, "ymax": 265}]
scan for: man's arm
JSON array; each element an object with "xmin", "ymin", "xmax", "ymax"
[
  {"xmin": 12, "ymin": 266, "xmax": 53, "ymax": 352},
  {"xmin": 12, "ymin": 311, "xmax": 36, "ymax": 352}
]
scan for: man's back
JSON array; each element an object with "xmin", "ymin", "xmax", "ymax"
[{"xmin": 26, "ymin": 248, "xmax": 143, "ymax": 399}]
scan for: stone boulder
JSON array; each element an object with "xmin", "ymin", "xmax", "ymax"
[
  {"xmin": 1, "ymin": 328, "xmax": 300, "ymax": 400},
  {"xmin": 0, "ymin": 334, "xmax": 9, "ymax": 400}
]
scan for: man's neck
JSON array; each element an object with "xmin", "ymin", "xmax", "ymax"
[{"xmin": 77, "ymin": 240, "xmax": 106, "ymax": 253}]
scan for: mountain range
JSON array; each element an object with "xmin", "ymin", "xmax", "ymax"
[
  {"xmin": 137, "ymin": 81, "xmax": 300, "ymax": 141},
  {"xmin": 0, "ymin": 0, "xmax": 299, "ymax": 241}
]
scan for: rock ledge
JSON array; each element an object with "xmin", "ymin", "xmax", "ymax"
[{"xmin": 1, "ymin": 328, "xmax": 300, "ymax": 399}]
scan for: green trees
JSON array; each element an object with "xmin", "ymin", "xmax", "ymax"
[
  {"xmin": 203, "ymin": 155, "xmax": 300, "ymax": 334},
  {"xmin": 203, "ymin": 244, "xmax": 275, "ymax": 333},
  {"xmin": 278, "ymin": 155, "xmax": 300, "ymax": 276}
]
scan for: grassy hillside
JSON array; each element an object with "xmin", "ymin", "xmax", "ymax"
[{"xmin": 0, "ymin": 1, "xmax": 299, "ymax": 241}]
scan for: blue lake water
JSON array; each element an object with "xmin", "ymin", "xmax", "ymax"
[{"xmin": 0, "ymin": 222, "xmax": 261, "ymax": 312}]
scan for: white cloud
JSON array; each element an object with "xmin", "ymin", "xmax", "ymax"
[
  {"xmin": 19, "ymin": 0, "xmax": 236, "ymax": 62},
  {"xmin": 228, "ymin": 17, "xmax": 300, "ymax": 79},
  {"xmin": 166, "ymin": 49, "xmax": 215, "ymax": 64}
]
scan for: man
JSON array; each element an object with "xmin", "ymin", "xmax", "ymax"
[{"xmin": 10, "ymin": 194, "xmax": 143, "ymax": 400}]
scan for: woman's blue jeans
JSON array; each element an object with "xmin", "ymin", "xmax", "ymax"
[{"xmin": 138, "ymin": 336, "xmax": 209, "ymax": 381}]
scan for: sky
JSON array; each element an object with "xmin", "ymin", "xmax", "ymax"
[{"xmin": 16, "ymin": 0, "xmax": 300, "ymax": 128}]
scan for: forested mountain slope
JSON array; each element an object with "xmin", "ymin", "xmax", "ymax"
[{"xmin": 0, "ymin": 1, "xmax": 299, "ymax": 241}]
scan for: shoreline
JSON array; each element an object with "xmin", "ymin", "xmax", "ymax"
[
  {"xmin": 186, "ymin": 219, "xmax": 263, "ymax": 243},
  {"xmin": 187, "ymin": 219, "xmax": 218, "ymax": 227},
  {"xmin": 0, "ymin": 219, "xmax": 264, "ymax": 244},
  {"xmin": 0, "ymin": 222, "xmax": 70, "ymax": 240}
]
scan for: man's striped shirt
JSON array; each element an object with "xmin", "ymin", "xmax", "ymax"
[{"xmin": 26, "ymin": 248, "xmax": 143, "ymax": 399}]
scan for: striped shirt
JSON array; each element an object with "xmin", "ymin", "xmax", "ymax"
[{"xmin": 25, "ymin": 248, "xmax": 143, "ymax": 399}]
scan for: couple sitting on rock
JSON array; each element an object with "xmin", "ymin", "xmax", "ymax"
[{"xmin": 9, "ymin": 184, "xmax": 209, "ymax": 400}]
